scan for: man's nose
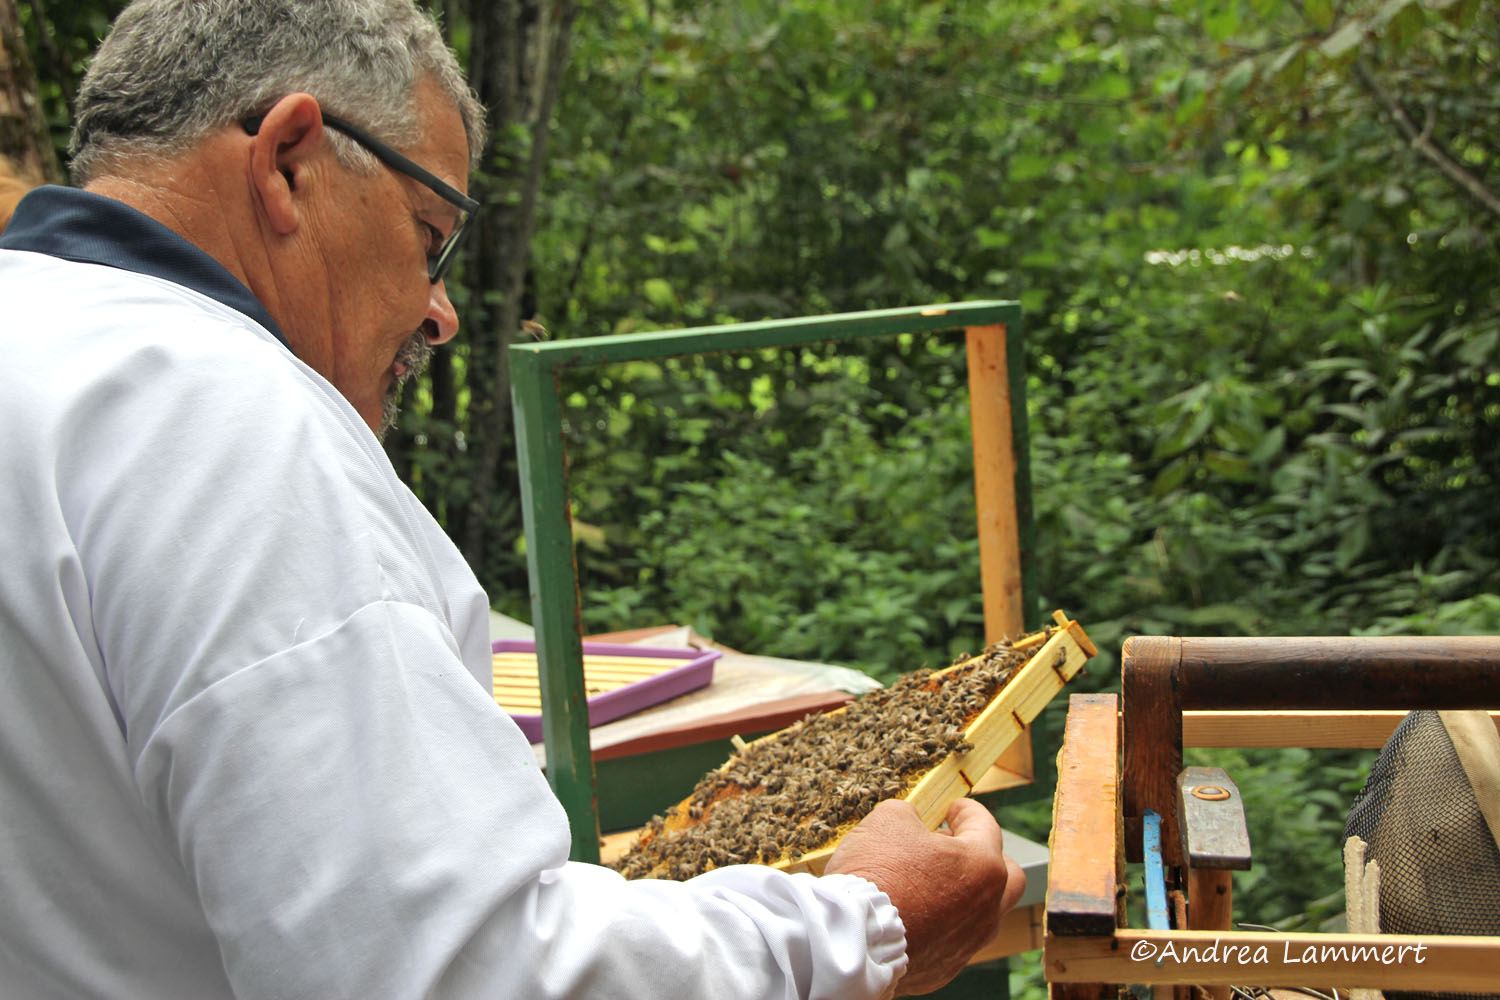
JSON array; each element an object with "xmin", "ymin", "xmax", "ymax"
[{"xmin": 425, "ymin": 279, "xmax": 459, "ymax": 345}]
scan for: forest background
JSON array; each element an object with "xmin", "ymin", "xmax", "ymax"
[{"xmin": 7, "ymin": 0, "xmax": 1498, "ymax": 993}]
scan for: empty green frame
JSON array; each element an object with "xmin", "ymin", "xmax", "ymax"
[{"xmin": 508, "ymin": 301, "xmax": 1035, "ymax": 862}]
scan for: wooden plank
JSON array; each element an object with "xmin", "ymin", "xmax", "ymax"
[
  {"xmin": 970, "ymin": 761, "xmax": 1034, "ymax": 794},
  {"xmin": 1188, "ymin": 868, "xmax": 1233, "ymax": 932},
  {"xmin": 955, "ymin": 624, "xmax": 1091, "ymax": 785},
  {"xmin": 905, "ymin": 755, "xmax": 973, "ymax": 829},
  {"xmin": 591, "ymin": 690, "xmax": 854, "ymax": 762},
  {"xmin": 966, "ymin": 323, "xmax": 1023, "ymax": 642},
  {"xmin": 1178, "ymin": 767, "xmax": 1251, "ymax": 871},
  {"xmin": 1122, "ymin": 635, "xmax": 1182, "ymax": 865},
  {"xmin": 1143, "ymin": 811, "xmax": 1169, "ymax": 930},
  {"xmin": 967, "ymin": 323, "xmax": 1035, "ymax": 786},
  {"xmin": 971, "ymin": 902, "xmax": 1044, "ymax": 963},
  {"xmin": 1177, "ymin": 636, "xmax": 1500, "ymax": 710},
  {"xmin": 1183, "ymin": 709, "xmax": 1500, "ymax": 748},
  {"xmin": 1045, "ymin": 693, "xmax": 1120, "ymax": 938},
  {"xmin": 1046, "ymin": 928, "xmax": 1500, "ymax": 990},
  {"xmin": 1048, "ymin": 985, "xmax": 1110, "ymax": 1000}
]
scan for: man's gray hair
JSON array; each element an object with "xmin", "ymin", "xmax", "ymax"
[{"xmin": 70, "ymin": 0, "xmax": 486, "ymax": 185}]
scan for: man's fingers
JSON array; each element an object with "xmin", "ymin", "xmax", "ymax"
[
  {"xmin": 1001, "ymin": 854, "xmax": 1026, "ymax": 912},
  {"xmin": 943, "ymin": 800, "xmax": 1025, "ymax": 917},
  {"xmin": 941, "ymin": 797, "xmax": 1004, "ymax": 847}
]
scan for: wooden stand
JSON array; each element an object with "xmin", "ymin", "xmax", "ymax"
[{"xmin": 1044, "ymin": 635, "xmax": 1500, "ymax": 996}]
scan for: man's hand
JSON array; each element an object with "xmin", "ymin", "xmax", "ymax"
[{"xmin": 825, "ymin": 797, "xmax": 1024, "ymax": 996}]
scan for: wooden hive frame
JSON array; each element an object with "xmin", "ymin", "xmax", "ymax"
[
  {"xmin": 616, "ymin": 612, "xmax": 1096, "ymax": 879},
  {"xmin": 776, "ymin": 613, "xmax": 1096, "ymax": 875},
  {"xmin": 1044, "ymin": 635, "xmax": 1500, "ymax": 998}
]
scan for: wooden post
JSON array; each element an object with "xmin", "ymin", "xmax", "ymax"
[
  {"xmin": 965, "ymin": 323, "xmax": 1031, "ymax": 779},
  {"xmin": 1045, "ymin": 693, "xmax": 1121, "ymax": 1000},
  {"xmin": 1122, "ymin": 636, "xmax": 1183, "ymax": 865},
  {"xmin": 1045, "ymin": 693, "xmax": 1121, "ymax": 937},
  {"xmin": 1179, "ymin": 765, "xmax": 1247, "ymax": 997},
  {"xmin": 1188, "ymin": 869, "xmax": 1233, "ymax": 1000},
  {"xmin": 965, "ymin": 324, "xmax": 1024, "ymax": 637}
]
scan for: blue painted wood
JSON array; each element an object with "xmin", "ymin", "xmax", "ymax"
[{"xmin": 1143, "ymin": 809, "xmax": 1170, "ymax": 931}]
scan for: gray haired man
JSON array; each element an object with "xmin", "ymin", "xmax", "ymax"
[{"xmin": 0, "ymin": 2, "xmax": 1022, "ymax": 997}]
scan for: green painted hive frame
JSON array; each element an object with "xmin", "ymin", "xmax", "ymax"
[{"xmin": 508, "ymin": 301, "xmax": 1035, "ymax": 862}]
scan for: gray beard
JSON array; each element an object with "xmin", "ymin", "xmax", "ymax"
[{"xmin": 377, "ymin": 331, "xmax": 433, "ymax": 441}]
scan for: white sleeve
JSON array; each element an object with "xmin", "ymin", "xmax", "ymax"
[
  {"xmin": 132, "ymin": 601, "xmax": 907, "ymax": 1000},
  {"xmin": 76, "ymin": 304, "xmax": 907, "ymax": 999}
]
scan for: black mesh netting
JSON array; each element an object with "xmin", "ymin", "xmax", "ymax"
[{"xmin": 1344, "ymin": 710, "xmax": 1500, "ymax": 1000}]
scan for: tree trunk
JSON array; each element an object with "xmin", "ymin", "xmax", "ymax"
[
  {"xmin": 459, "ymin": 0, "xmax": 579, "ymax": 579},
  {"xmin": 0, "ymin": 0, "xmax": 62, "ymax": 184}
]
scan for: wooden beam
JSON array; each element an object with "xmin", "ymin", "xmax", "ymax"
[
  {"xmin": 1045, "ymin": 693, "xmax": 1121, "ymax": 937},
  {"xmin": 965, "ymin": 323, "xmax": 1023, "ymax": 640},
  {"xmin": 966, "ymin": 322, "xmax": 1036, "ymax": 782},
  {"xmin": 1176, "ymin": 636, "xmax": 1500, "ymax": 710},
  {"xmin": 1183, "ymin": 709, "xmax": 1500, "ymax": 748}
]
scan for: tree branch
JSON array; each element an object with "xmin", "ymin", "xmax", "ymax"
[{"xmin": 1353, "ymin": 56, "xmax": 1500, "ymax": 223}]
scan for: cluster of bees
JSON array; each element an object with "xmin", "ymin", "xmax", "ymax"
[{"xmin": 609, "ymin": 640, "xmax": 1031, "ymax": 881}]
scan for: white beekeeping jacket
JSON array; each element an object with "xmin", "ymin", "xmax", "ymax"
[{"xmin": 0, "ymin": 186, "xmax": 906, "ymax": 1000}]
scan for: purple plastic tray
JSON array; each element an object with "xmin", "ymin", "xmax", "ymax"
[{"xmin": 491, "ymin": 640, "xmax": 720, "ymax": 744}]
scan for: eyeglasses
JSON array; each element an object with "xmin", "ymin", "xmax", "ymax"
[{"xmin": 243, "ymin": 111, "xmax": 479, "ymax": 284}]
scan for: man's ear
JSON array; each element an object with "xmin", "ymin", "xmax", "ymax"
[{"xmin": 248, "ymin": 92, "xmax": 327, "ymax": 236}]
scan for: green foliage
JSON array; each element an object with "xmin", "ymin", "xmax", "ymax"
[
  {"xmin": 570, "ymin": 362, "xmax": 987, "ymax": 682},
  {"xmin": 540, "ymin": 3, "xmax": 1499, "ymax": 988},
  {"xmin": 16, "ymin": 1, "xmax": 125, "ymax": 169}
]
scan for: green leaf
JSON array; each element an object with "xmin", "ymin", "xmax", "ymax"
[
  {"xmin": 1370, "ymin": 0, "xmax": 1417, "ymax": 31},
  {"xmin": 1083, "ymin": 72, "xmax": 1133, "ymax": 101},
  {"xmin": 1335, "ymin": 518, "xmax": 1371, "ymax": 572},
  {"xmin": 1153, "ymin": 406, "xmax": 1215, "ymax": 459},
  {"xmin": 1386, "ymin": 1, "xmax": 1427, "ymax": 48},
  {"xmin": 1266, "ymin": 42, "xmax": 1306, "ymax": 86},
  {"xmin": 1444, "ymin": 0, "xmax": 1482, "ymax": 26},
  {"xmin": 642, "ymin": 277, "xmax": 677, "ymax": 307},
  {"xmin": 975, "ymin": 227, "xmax": 1012, "ymax": 250},
  {"xmin": 1202, "ymin": 451, "xmax": 1255, "ymax": 483},
  {"xmin": 1319, "ymin": 18, "xmax": 1368, "ymax": 59},
  {"xmin": 1305, "ymin": 0, "xmax": 1336, "ymax": 31},
  {"xmin": 1019, "ymin": 288, "xmax": 1048, "ymax": 314},
  {"xmin": 1249, "ymin": 426, "xmax": 1287, "ymax": 464},
  {"xmin": 1222, "ymin": 58, "xmax": 1257, "ymax": 95},
  {"xmin": 1008, "ymin": 151, "xmax": 1051, "ymax": 182},
  {"xmin": 1151, "ymin": 457, "xmax": 1192, "ymax": 496},
  {"xmin": 1204, "ymin": 2, "xmax": 1240, "ymax": 41}
]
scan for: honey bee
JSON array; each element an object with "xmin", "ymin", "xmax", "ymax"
[{"xmin": 611, "ymin": 640, "xmax": 1030, "ymax": 880}]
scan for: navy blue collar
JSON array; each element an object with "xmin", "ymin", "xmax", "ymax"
[{"xmin": 0, "ymin": 185, "xmax": 288, "ymax": 349}]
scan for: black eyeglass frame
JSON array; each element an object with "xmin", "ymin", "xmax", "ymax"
[{"xmin": 243, "ymin": 110, "xmax": 479, "ymax": 284}]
